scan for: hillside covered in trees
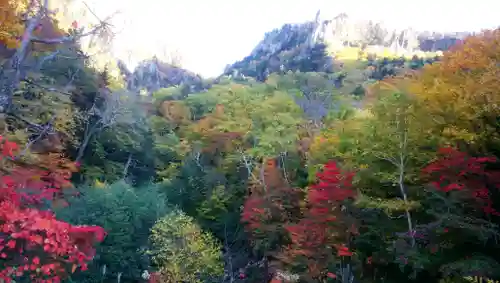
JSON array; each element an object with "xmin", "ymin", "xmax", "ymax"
[{"xmin": 1, "ymin": 1, "xmax": 500, "ymax": 283}]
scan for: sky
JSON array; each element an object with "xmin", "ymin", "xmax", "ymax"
[{"xmin": 64, "ymin": 0, "xmax": 500, "ymax": 78}]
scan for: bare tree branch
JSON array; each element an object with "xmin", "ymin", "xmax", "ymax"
[
  {"xmin": 0, "ymin": 0, "xmax": 117, "ymax": 114},
  {"xmin": 23, "ymin": 78, "xmax": 73, "ymax": 96},
  {"xmin": 75, "ymin": 90, "xmax": 134, "ymax": 162}
]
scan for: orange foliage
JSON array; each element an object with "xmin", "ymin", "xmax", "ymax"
[
  {"xmin": 159, "ymin": 100, "xmax": 190, "ymax": 128},
  {"xmin": 190, "ymin": 104, "xmax": 245, "ymax": 154},
  {"xmin": 0, "ymin": 0, "xmax": 26, "ymax": 49},
  {"xmin": 409, "ymin": 29, "xmax": 500, "ymax": 148},
  {"xmin": 215, "ymin": 103, "xmax": 224, "ymax": 116},
  {"xmin": 0, "ymin": 0, "xmax": 65, "ymax": 53}
]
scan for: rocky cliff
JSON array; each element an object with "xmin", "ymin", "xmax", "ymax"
[
  {"xmin": 223, "ymin": 11, "xmax": 472, "ymax": 81},
  {"xmin": 118, "ymin": 57, "xmax": 208, "ymax": 95},
  {"xmin": 222, "ymin": 21, "xmax": 338, "ymax": 82}
]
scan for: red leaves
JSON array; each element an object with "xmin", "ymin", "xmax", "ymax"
[
  {"xmin": 241, "ymin": 196, "xmax": 268, "ymax": 231},
  {"xmin": 6, "ymin": 240, "xmax": 16, "ymax": 249},
  {"xmin": 286, "ymin": 220, "xmax": 328, "ymax": 254},
  {"xmin": 366, "ymin": 256, "xmax": 372, "ymax": 264},
  {"xmin": 327, "ymin": 272, "xmax": 336, "ymax": 279},
  {"xmin": 307, "ymin": 161, "xmax": 356, "ymax": 226},
  {"xmin": 0, "ymin": 137, "xmax": 18, "ymax": 157},
  {"xmin": 242, "ymin": 160, "xmax": 361, "ymax": 279},
  {"xmin": 423, "ymin": 147, "xmax": 500, "ymax": 216},
  {"xmin": 0, "ymin": 136, "xmax": 106, "ymax": 282},
  {"xmin": 148, "ymin": 272, "xmax": 163, "ymax": 283},
  {"xmin": 309, "ymin": 162, "xmax": 356, "ymax": 206},
  {"xmin": 241, "ymin": 160, "xmax": 304, "ymax": 239},
  {"xmin": 336, "ymin": 244, "xmax": 353, "ymax": 257},
  {"xmin": 279, "ymin": 161, "xmax": 357, "ymax": 278}
]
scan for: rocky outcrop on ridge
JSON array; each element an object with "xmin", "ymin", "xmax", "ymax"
[{"xmin": 223, "ymin": 11, "xmax": 472, "ymax": 81}]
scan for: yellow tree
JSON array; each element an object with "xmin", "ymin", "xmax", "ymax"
[
  {"xmin": 0, "ymin": 0, "xmax": 27, "ymax": 49},
  {"xmin": 410, "ymin": 29, "xmax": 500, "ymax": 151}
]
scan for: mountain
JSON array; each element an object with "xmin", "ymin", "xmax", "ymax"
[
  {"xmin": 222, "ymin": 22, "xmax": 338, "ymax": 82},
  {"xmin": 115, "ymin": 11, "xmax": 474, "ymax": 94},
  {"xmin": 308, "ymin": 11, "xmax": 471, "ymax": 52},
  {"xmin": 118, "ymin": 57, "xmax": 209, "ymax": 95},
  {"xmin": 223, "ymin": 11, "xmax": 472, "ymax": 81}
]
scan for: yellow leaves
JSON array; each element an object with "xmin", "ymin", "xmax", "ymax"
[
  {"xmin": 159, "ymin": 100, "xmax": 191, "ymax": 126},
  {"xmin": 463, "ymin": 276, "xmax": 499, "ymax": 283},
  {"xmin": 0, "ymin": 0, "xmax": 66, "ymax": 52},
  {"xmin": 442, "ymin": 126, "xmax": 476, "ymax": 143},
  {"xmin": 309, "ymin": 132, "xmax": 341, "ymax": 163},
  {"xmin": 444, "ymin": 31, "xmax": 500, "ymax": 72},
  {"xmin": 94, "ymin": 179, "xmax": 106, "ymax": 188},
  {"xmin": 214, "ymin": 104, "xmax": 224, "ymax": 116},
  {"xmin": 192, "ymin": 115, "xmax": 216, "ymax": 137},
  {"xmin": 409, "ymin": 29, "xmax": 500, "ymax": 149},
  {"xmin": 0, "ymin": 0, "xmax": 28, "ymax": 49}
]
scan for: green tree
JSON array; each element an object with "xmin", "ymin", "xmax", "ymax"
[
  {"xmin": 56, "ymin": 181, "xmax": 169, "ymax": 282},
  {"xmin": 148, "ymin": 210, "xmax": 224, "ymax": 283}
]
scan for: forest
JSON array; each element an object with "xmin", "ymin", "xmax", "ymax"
[{"xmin": 1, "ymin": 0, "xmax": 500, "ymax": 283}]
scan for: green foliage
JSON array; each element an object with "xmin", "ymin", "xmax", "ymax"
[
  {"xmin": 196, "ymin": 184, "xmax": 232, "ymax": 222},
  {"xmin": 56, "ymin": 181, "xmax": 169, "ymax": 282},
  {"xmin": 183, "ymin": 91, "xmax": 220, "ymax": 120},
  {"xmin": 76, "ymin": 92, "xmax": 157, "ymax": 185},
  {"xmin": 4, "ymin": 14, "xmax": 499, "ymax": 283},
  {"xmin": 152, "ymin": 86, "xmax": 186, "ymax": 103},
  {"xmin": 148, "ymin": 210, "xmax": 224, "ymax": 283},
  {"xmin": 355, "ymin": 194, "xmax": 421, "ymax": 213}
]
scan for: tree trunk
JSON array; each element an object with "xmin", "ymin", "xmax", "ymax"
[
  {"xmin": 0, "ymin": 3, "xmax": 45, "ymax": 113},
  {"xmin": 75, "ymin": 132, "xmax": 92, "ymax": 163},
  {"xmin": 122, "ymin": 153, "xmax": 133, "ymax": 177}
]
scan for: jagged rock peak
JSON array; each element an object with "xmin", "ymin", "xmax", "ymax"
[
  {"xmin": 307, "ymin": 10, "xmax": 471, "ymax": 52},
  {"xmin": 120, "ymin": 57, "xmax": 207, "ymax": 95}
]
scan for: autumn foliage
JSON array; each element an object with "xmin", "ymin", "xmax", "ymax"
[
  {"xmin": 0, "ymin": 136, "xmax": 105, "ymax": 282},
  {"xmin": 423, "ymin": 147, "xmax": 500, "ymax": 216},
  {"xmin": 279, "ymin": 161, "xmax": 357, "ymax": 278},
  {"xmin": 242, "ymin": 159, "xmax": 358, "ymax": 280},
  {"xmin": 241, "ymin": 158, "xmax": 303, "ymax": 248},
  {"xmin": 0, "ymin": 0, "xmax": 26, "ymax": 49},
  {"xmin": 409, "ymin": 29, "xmax": 500, "ymax": 149}
]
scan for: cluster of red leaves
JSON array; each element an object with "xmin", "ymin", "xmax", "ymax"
[
  {"xmin": 422, "ymin": 147, "xmax": 500, "ymax": 216},
  {"xmin": 147, "ymin": 271, "xmax": 162, "ymax": 283},
  {"xmin": 241, "ymin": 159, "xmax": 303, "ymax": 237},
  {"xmin": 0, "ymin": 136, "xmax": 106, "ymax": 283},
  {"xmin": 241, "ymin": 196, "xmax": 268, "ymax": 231},
  {"xmin": 308, "ymin": 161, "xmax": 356, "ymax": 217},
  {"xmin": 281, "ymin": 161, "xmax": 357, "ymax": 278},
  {"xmin": 241, "ymin": 182, "xmax": 304, "ymax": 241}
]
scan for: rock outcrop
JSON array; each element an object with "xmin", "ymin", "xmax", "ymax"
[
  {"xmin": 223, "ymin": 21, "xmax": 337, "ymax": 82},
  {"xmin": 223, "ymin": 10, "xmax": 472, "ymax": 81},
  {"xmin": 118, "ymin": 57, "xmax": 208, "ymax": 95}
]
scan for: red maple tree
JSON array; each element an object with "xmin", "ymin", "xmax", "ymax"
[
  {"xmin": 0, "ymin": 136, "xmax": 106, "ymax": 283},
  {"xmin": 280, "ymin": 161, "xmax": 358, "ymax": 279},
  {"xmin": 422, "ymin": 147, "xmax": 500, "ymax": 216},
  {"xmin": 241, "ymin": 158, "xmax": 304, "ymax": 251}
]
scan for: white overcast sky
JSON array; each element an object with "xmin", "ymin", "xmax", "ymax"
[{"xmin": 65, "ymin": 0, "xmax": 499, "ymax": 78}]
